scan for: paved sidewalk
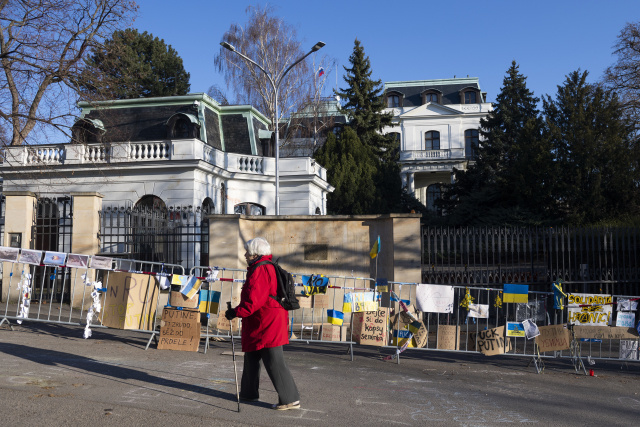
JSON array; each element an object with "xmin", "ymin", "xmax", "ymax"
[{"xmin": 0, "ymin": 322, "xmax": 639, "ymax": 426}]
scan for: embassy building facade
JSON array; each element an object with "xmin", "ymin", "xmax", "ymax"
[{"xmin": 383, "ymin": 77, "xmax": 492, "ymax": 213}]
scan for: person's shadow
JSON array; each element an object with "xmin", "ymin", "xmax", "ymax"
[{"xmin": 0, "ymin": 342, "xmax": 249, "ymax": 411}]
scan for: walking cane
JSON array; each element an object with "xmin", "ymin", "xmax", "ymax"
[{"xmin": 228, "ymin": 302, "xmax": 241, "ymax": 412}]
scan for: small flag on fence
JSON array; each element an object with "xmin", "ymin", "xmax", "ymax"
[
  {"xmin": 327, "ymin": 309, "xmax": 344, "ymax": 326},
  {"xmin": 369, "ymin": 235, "xmax": 381, "ymax": 259},
  {"xmin": 343, "ymin": 292, "xmax": 378, "ymax": 313},
  {"xmin": 172, "ymin": 274, "xmax": 202, "ymax": 299},
  {"xmin": 503, "ymin": 284, "xmax": 529, "ymax": 303},
  {"xmin": 375, "ymin": 278, "xmax": 388, "ymax": 292},
  {"xmin": 408, "ymin": 320, "xmax": 422, "ymax": 335},
  {"xmin": 199, "ymin": 289, "xmax": 221, "ymax": 314}
]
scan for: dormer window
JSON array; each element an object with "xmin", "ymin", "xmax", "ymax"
[
  {"xmin": 422, "ymin": 89, "xmax": 442, "ymax": 104},
  {"xmin": 459, "ymin": 87, "xmax": 481, "ymax": 104},
  {"xmin": 71, "ymin": 118, "xmax": 105, "ymax": 144},
  {"xmin": 166, "ymin": 113, "xmax": 200, "ymax": 139},
  {"xmin": 465, "ymin": 91, "xmax": 477, "ymax": 104},
  {"xmin": 385, "ymin": 91, "xmax": 404, "ymax": 108}
]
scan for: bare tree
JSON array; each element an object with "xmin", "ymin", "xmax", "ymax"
[
  {"xmin": 0, "ymin": 0, "xmax": 137, "ymax": 146},
  {"xmin": 214, "ymin": 4, "xmax": 326, "ymax": 131},
  {"xmin": 603, "ymin": 21, "xmax": 640, "ymax": 135}
]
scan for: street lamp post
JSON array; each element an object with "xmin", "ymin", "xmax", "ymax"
[{"xmin": 220, "ymin": 41, "xmax": 325, "ymax": 215}]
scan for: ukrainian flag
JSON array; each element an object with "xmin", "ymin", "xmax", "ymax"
[
  {"xmin": 408, "ymin": 320, "xmax": 422, "ymax": 335},
  {"xmin": 503, "ymin": 284, "xmax": 529, "ymax": 303},
  {"xmin": 327, "ymin": 309, "xmax": 344, "ymax": 326},
  {"xmin": 343, "ymin": 292, "xmax": 377, "ymax": 313},
  {"xmin": 392, "ymin": 329, "xmax": 414, "ymax": 347},
  {"xmin": 199, "ymin": 289, "xmax": 221, "ymax": 314},
  {"xmin": 375, "ymin": 278, "xmax": 388, "ymax": 292},
  {"xmin": 369, "ymin": 236, "xmax": 381, "ymax": 259},
  {"xmin": 302, "ymin": 275, "xmax": 329, "ymax": 296},
  {"xmin": 172, "ymin": 274, "xmax": 202, "ymax": 299}
]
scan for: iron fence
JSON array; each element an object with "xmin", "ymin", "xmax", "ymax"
[
  {"xmin": 99, "ymin": 204, "xmax": 210, "ymax": 271},
  {"xmin": 422, "ymin": 226, "xmax": 640, "ymax": 296}
]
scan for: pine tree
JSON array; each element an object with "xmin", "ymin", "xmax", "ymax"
[
  {"xmin": 314, "ymin": 127, "xmax": 377, "ymax": 214},
  {"xmin": 336, "ymin": 39, "xmax": 395, "ymax": 160},
  {"xmin": 544, "ymin": 70, "xmax": 637, "ymax": 224},
  {"xmin": 79, "ymin": 29, "xmax": 191, "ymax": 100},
  {"xmin": 441, "ymin": 61, "xmax": 552, "ymax": 225}
]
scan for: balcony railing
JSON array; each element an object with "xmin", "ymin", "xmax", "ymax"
[{"xmin": 400, "ymin": 148, "xmax": 466, "ymax": 161}]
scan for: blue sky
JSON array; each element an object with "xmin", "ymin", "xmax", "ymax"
[{"xmin": 133, "ymin": 0, "xmax": 639, "ymax": 104}]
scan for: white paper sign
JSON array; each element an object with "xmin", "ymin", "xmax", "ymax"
[
  {"xmin": 620, "ymin": 340, "xmax": 638, "ymax": 360},
  {"xmin": 617, "ymin": 298, "xmax": 638, "ymax": 312},
  {"xmin": 568, "ymin": 293, "xmax": 612, "ymax": 326},
  {"xmin": 468, "ymin": 303, "xmax": 489, "ymax": 318},
  {"xmin": 616, "ymin": 312, "xmax": 636, "ymax": 328},
  {"xmin": 522, "ymin": 319, "xmax": 540, "ymax": 340},
  {"xmin": 415, "ymin": 284, "xmax": 454, "ymax": 313}
]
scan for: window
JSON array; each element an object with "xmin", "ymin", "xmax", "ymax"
[
  {"xmin": 389, "ymin": 132, "xmax": 401, "ymax": 145},
  {"xmin": 465, "ymin": 129, "xmax": 479, "ymax": 158},
  {"xmin": 426, "ymin": 184, "xmax": 442, "ymax": 215},
  {"xmin": 387, "ymin": 95, "xmax": 400, "ymax": 108},
  {"xmin": 425, "ymin": 131, "xmax": 440, "ymax": 150},
  {"xmin": 464, "ymin": 91, "xmax": 477, "ymax": 104},
  {"xmin": 234, "ymin": 202, "xmax": 265, "ymax": 215},
  {"xmin": 425, "ymin": 93, "xmax": 438, "ymax": 103}
]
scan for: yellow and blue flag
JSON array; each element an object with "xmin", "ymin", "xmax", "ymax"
[
  {"xmin": 370, "ymin": 235, "xmax": 381, "ymax": 259},
  {"xmin": 327, "ymin": 309, "xmax": 344, "ymax": 326},
  {"xmin": 375, "ymin": 278, "xmax": 388, "ymax": 292},
  {"xmin": 302, "ymin": 275, "xmax": 329, "ymax": 296},
  {"xmin": 408, "ymin": 320, "xmax": 422, "ymax": 335},
  {"xmin": 199, "ymin": 289, "xmax": 221, "ymax": 314},
  {"xmin": 172, "ymin": 274, "xmax": 202, "ymax": 299},
  {"xmin": 343, "ymin": 292, "xmax": 378, "ymax": 313},
  {"xmin": 503, "ymin": 284, "xmax": 528, "ymax": 303}
]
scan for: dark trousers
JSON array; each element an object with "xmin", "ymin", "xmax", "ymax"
[{"xmin": 241, "ymin": 346, "xmax": 300, "ymax": 404}]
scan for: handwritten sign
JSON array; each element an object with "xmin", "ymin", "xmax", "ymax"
[
  {"xmin": 535, "ymin": 324, "xmax": 570, "ymax": 352},
  {"xmin": 568, "ymin": 293, "xmax": 613, "ymax": 325},
  {"xmin": 320, "ymin": 324, "xmax": 347, "ymax": 342},
  {"xmin": 573, "ymin": 325, "xmax": 639, "ymax": 340},
  {"xmin": 157, "ymin": 308, "xmax": 200, "ymax": 351},
  {"xmin": 101, "ymin": 272, "xmax": 158, "ymax": 330},
  {"xmin": 352, "ymin": 308, "xmax": 388, "ymax": 346},
  {"xmin": 476, "ymin": 326, "xmax": 511, "ymax": 356},
  {"xmin": 617, "ymin": 312, "xmax": 636, "ymax": 328},
  {"xmin": 437, "ymin": 325, "xmax": 459, "ymax": 350},
  {"xmin": 343, "ymin": 292, "xmax": 378, "ymax": 313},
  {"xmin": 412, "ymin": 321, "xmax": 429, "ymax": 348},
  {"xmin": 415, "ymin": 284, "xmax": 454, "ymax": 313},
  {"xmin": 302, "ymin": 275, "xmax": 329, "ymax": 296}
]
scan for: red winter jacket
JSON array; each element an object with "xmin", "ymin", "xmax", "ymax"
[{"xmin": 234, "ymin": 255, "xmax": 289, "ymax": 352}]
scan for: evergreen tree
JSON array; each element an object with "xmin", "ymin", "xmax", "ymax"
[
  {"xmin": 314, "ymin": 127, "xmax": 377, "ymax": 214},
  {"xmin": 544, "ymin": 70, "xmax": 637, "ymax": 224},
  {"xmin": 441, "ymin": 61, "xmax": 552, "ymax": 225},
  {"xmin": 336, "ymin": 39, "xmax": 395, "ymax": 160},
  {"xmin": 79, "ymin": 29, "xmax": 191, "ymax": 100}
]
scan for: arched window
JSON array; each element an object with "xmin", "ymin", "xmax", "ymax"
[
  {"xmin": 385, "ymin": 91, "xmax": 403, "ymax": 108},
  {"xmin": 166, "ymin": 113, "xmax": 200, "ymax": 139},
  {"xmin": 389, "ymin": 132, "xmax": 401, "ymax": 146},
  {"xmin": 422, "ymin": 89, "xmax": 442, "ymax": 104},
  {"xmin": 71, "ymin": 118, "xmax": 105, "ymax": 144},
  {"xmin": 426, "ymin": 184, "xmax": 442, "ymax": 215},
  {"xmin": 202, "ymin": 198, "xmax": 215, "ymax": 214},
  {"xmin": 425, "ymin": 131, "xmax": 440, "ymax": 150},
  {"xmin": 465, "ymin": 129, "xmax": 479, "ymax": 158},
  {"xmin": 234, "ymin": 202, "xmax": 265, "ymax": 216},
  {"xmin": 135, "ymin": 195, "xmax": 167, "ymax": 211}
]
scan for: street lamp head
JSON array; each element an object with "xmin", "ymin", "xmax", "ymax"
[
  {"xmin": 311, "ymin": 41, "xmax": 325, "ymax": 52},
  {"xmin": 220, "ymin": 42, "xmax": 236, "ymax": 52}
]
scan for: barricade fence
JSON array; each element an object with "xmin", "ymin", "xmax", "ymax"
[{"xmin": 2, "ymin": 250, "xmax": 638, "ymax": 370}]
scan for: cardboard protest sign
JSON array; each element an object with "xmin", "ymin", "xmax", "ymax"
[
  {"xmin": 437, "ymin": 325, "xmax": 460, "ymax": 350},
  {"xmin": 157, "ymin": 308, "xmax": 200, "ymax": 351},
  {"xmin": 476, "ymin": 326, "xmax": 512, "ymax": 356},
  {"xmin": 101, "ymin": 272, "xmax": 158, "ymax": 330},
  {"xmin": 411, "ymin": 321, "xmax": 429, "ymax": 348},
  {"xmin": 568, "ymin": 293, "xmax": 613, "ymax": 325},
  {"xmin": 312, "ymin": 293, "xmax": 330, "ymax": 309},
  {"xmin": 170, "ymin": 290, "xmax": 198, "ymax": 309},
  {"xmin": 535, "ymin": 324, "xmax": 570, "ymax": 352},
  {"xmin": 352, "ymin": 308, "xmax": 388, "ymax": 346},
  {"xmin": 320, "ymin": 324, "xmax": 347, "ymax": 342},
  {"xmin": 415, "ymin": 284, "xmax": 454, "ymax": 313},
  {"xmin": 573, "ymin": 325, "xmax": 639, "ymax": 340}
]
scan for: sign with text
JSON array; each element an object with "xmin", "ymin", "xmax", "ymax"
[
  {"xmin": 415, "ymin": 284, "xmax": 454, "ymax": 313},
  {"xmin": 535, "ymin": 324, "xmax": 570, "ymax": 352},
  {"xmin": 568, "ymin": 293, "xmax": 613, "ymax": 325},
  {"xmin": 437, "ymin": 325, "xmax": 460, "ymax": 350},
  {"xmin": 476, "ymin": 326, "xmax": 512, "ymax": 356},
  {"xmin": 157, "ymin": 308, "xmax": 200, "ymax": 351},
  {"xmin": 352, "ymin": 308, "xmax": 388, "ymax": 346},
  {"xmin": 573, "ymin": 325, "xmax": 639, "ymax": 340},
  {"xmin": 101, "ymin": 272, "xmax": 158, "ymax": 330}
]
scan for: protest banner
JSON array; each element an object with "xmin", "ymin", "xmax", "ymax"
[
  {"xmin": 573, "ymin": 325, "xmax": 639, "ymax": 340},
  {"xmin": 535, "ymin": 324, "xmax": 570, "ymax": 352},
  {"xmin": 568, "ymin": 293, "xmax": 613, "ymax": 325},
  {"xmin": 437, "ymin": 325, "xmax": 460, "ymax": 350},
  {"xmin": 157, "ymin": 308, "xmax": 200, "ymax": 351},
  {"xmin": 352, "ymin": 308, "xmax": 388, "ymax": 346},
  {"xmin": 415, "ymin": 284, "xmax": 454, "ymax": 313},
  {"xmin": 101, "ymin": 272, "xmax": 158, "ymax": 330},
  {"xmin": 476, "ymin": 326, "xmax": 512, "ymax": 356}
]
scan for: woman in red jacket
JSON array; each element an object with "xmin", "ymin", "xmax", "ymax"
[{"xmin": 225, "ymin": 237, "xmax": 300, "ymax": 410}]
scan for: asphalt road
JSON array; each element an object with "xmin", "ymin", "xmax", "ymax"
[{"xmin": 0, "ymin": 322, "xmax": 639, "ymax": 426}]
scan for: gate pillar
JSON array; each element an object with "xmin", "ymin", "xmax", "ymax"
[
  {"xmin": 70, "ymin": 192, "xmax": 103, "ymax": 307},
  {"xmin": 2, "ymin": 191, "xmax": 37, "ymax": 302}
]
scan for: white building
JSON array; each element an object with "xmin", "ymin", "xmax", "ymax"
[
  {"xmin": 383, "ymin": 78, "xmax": 492, "ymax": 213},
  {"xmin": 0, "ymin": 93, "xmax": 334, "ymax": 216}
]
